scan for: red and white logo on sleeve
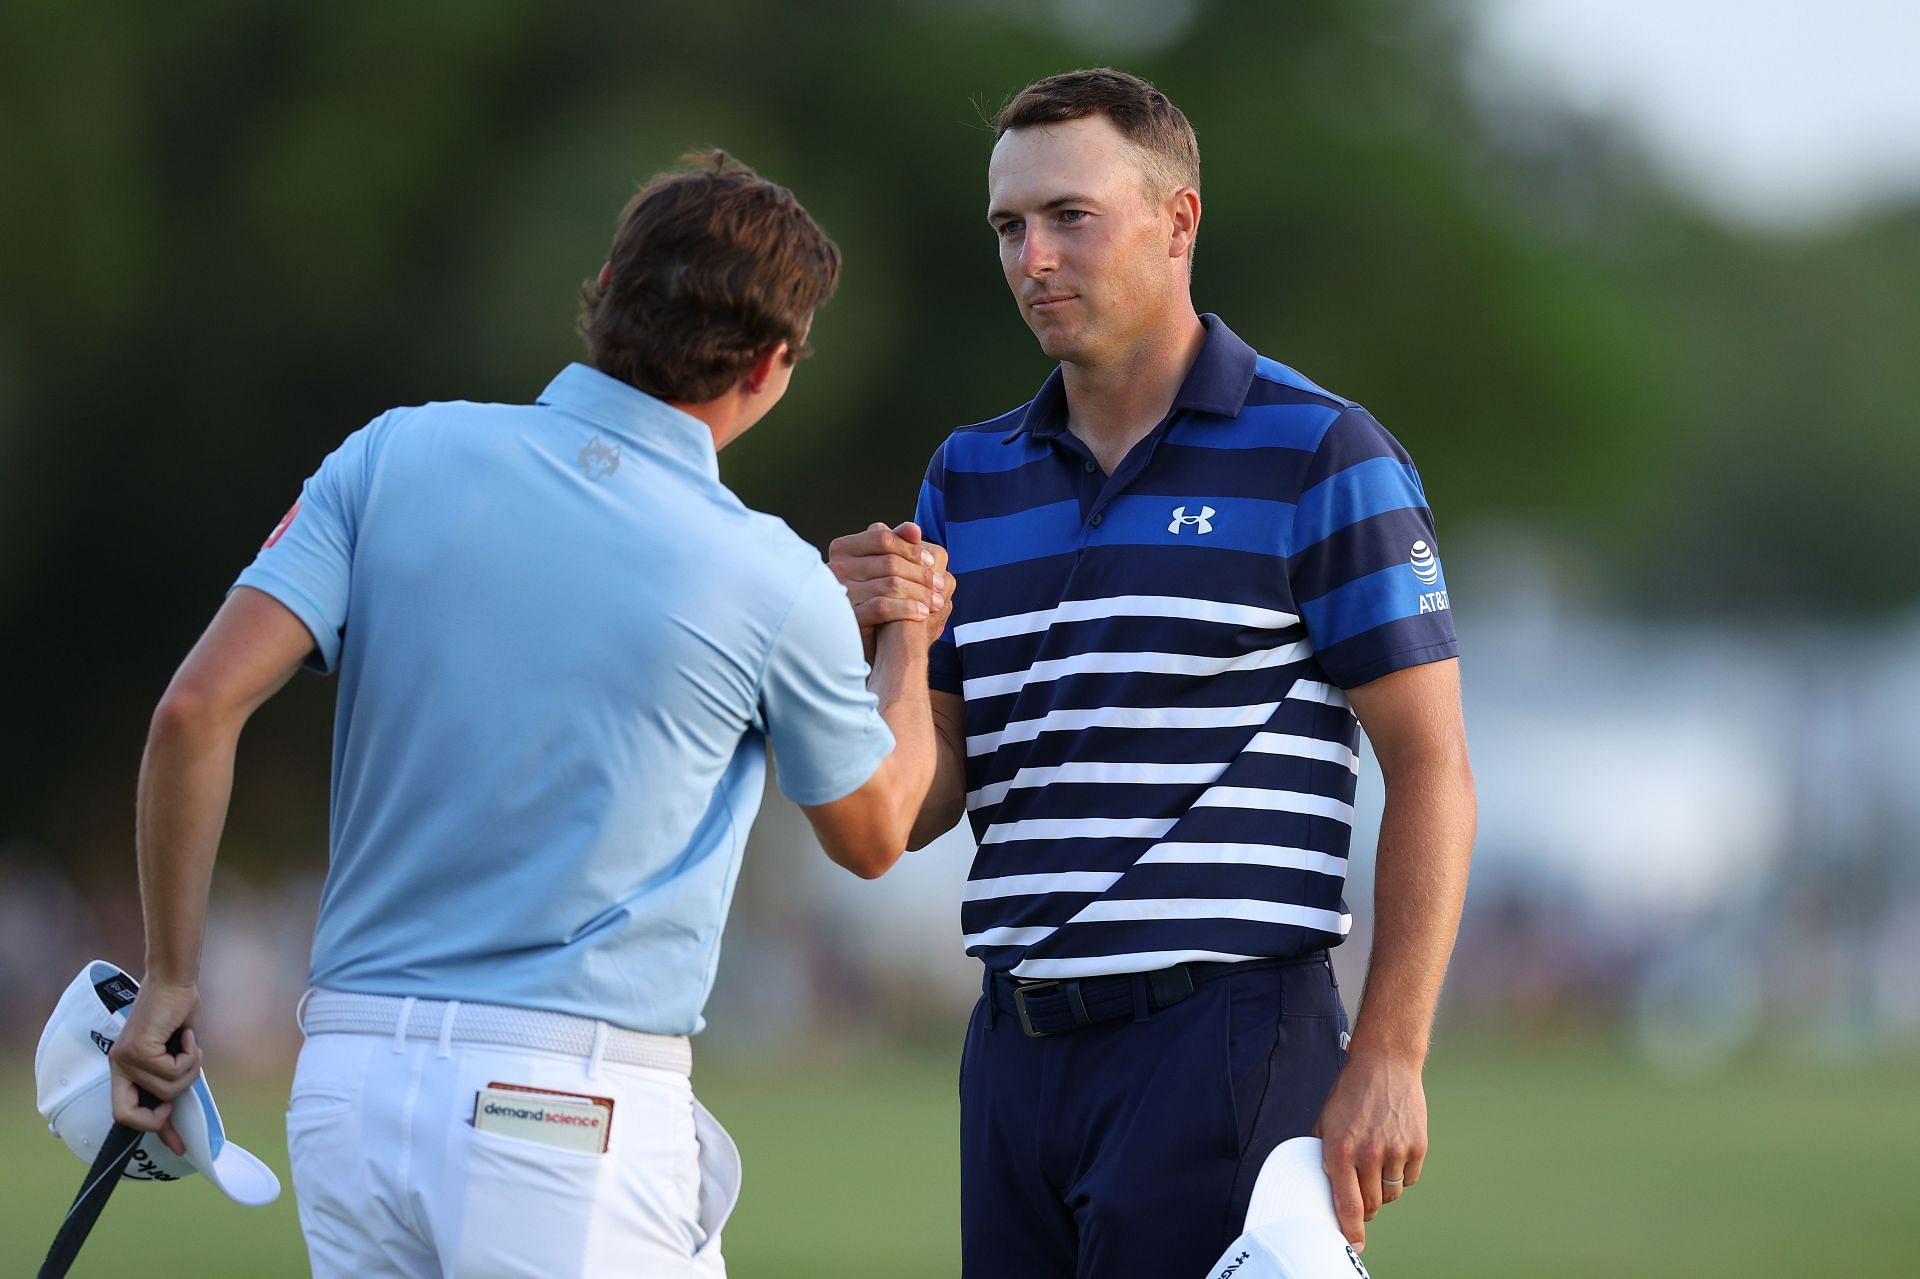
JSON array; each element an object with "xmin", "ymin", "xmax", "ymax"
[{"xmin": 262, "ymin": 501, "xmax": 302, "ymax": 549}]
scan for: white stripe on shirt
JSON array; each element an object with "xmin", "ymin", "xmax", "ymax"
[
  {"xmin": 978, "ymin": 817, "xmax": 1178, "ymax": 846},
  {"xmin": 1285, "ymin": 680, "xmax": 1349, "ymax": 707},
  {"xmin": 962, "ymin": 871, "xmax": 1126, "ymax": 901},
  {"xmin": 1008, "ymin": 949, "xmax": 1266, "ymax": 978},
  {"xmin": 968, "ymin": 760, "xmax": 1228, "ymax": 811},
  {"xmin": 1191, "ymin": 787, "xmax": 1355, "ymax": 824},
  {"xmin": 954, "ymin": 595, "xmax": 1301, "ymax": 648},
  {"xmin": 967, "ymin": 701, "xmax": 1283, "ymax": 757},
  {"xmin": 1136, "ymin": 842, "xmax": 1349, "ymax": 877},
  {"xmin": 1246, "ymin": 732, "xmax": 1360, "ymax": 773},
  {"xmin": 962, "ymin": 925, "xmax": 1058, "ymax": 949},
  {"xmin": 1066, "ymin": 897, "xmax": 1353, "ymax": 934},
  {"xmin": 963, "ymin": 640, "xmax": 1312, "ymax": 702}
]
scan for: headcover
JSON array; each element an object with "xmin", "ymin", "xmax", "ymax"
[
  {"xmin": 34, "ymin": 960, "xmax": 281, "ymax": 1207},
  {"xmin": 1204, "ymin": 1138, "xmax": 1371, "ymax": 1279}
]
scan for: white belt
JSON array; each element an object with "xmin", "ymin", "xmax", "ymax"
[{"xmin": 299, "ymin": 989, "xmax": 692, "ymax": 1076}]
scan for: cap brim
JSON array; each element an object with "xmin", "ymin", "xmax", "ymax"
[
  {"xmin": 1244, "ymin": 1137, "xmax": 1340, "ymax": 1232},
  {"xmin": 203, "ymin": 1141, "xmax": 282, "ymax": 1207},
  {"xmin": 172, "ymin": 1074, "xmax": 281, "ymax": 1207}
]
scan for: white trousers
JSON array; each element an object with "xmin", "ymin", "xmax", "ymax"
[{"xmin": 286, "ymin": 1007, "xmax": 740, "ymax": 1277}]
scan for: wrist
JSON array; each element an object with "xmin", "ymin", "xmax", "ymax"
[
  {"xmin": 1344, "ymin": 1029, "xmax": 1428, "ymax": 1068},
  {"xmin": 142, "ymin": 958, "xmax": 201, "ymax": 990},
  {"xmin": 873, "ymin": 619, "xmax": 931, "ymax": 662}
]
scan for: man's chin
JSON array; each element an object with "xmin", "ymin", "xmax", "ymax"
[{"xmin": 1030, "ymin": 323, "xmax": 1086, "ymax": 363}]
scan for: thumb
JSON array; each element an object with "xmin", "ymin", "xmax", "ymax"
[{"xmin": 892, "ymin": 521, "xmax": 924, "ymax": 544}]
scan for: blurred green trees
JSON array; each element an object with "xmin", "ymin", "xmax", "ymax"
[{"xmin": 3, "ymin": 0, "xmax": 1915, "ymax": 862}]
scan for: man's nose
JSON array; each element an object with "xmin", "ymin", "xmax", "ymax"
[{"xmin": 1020, "ymin": 226, "xmax": 1057, "ymax": 277}]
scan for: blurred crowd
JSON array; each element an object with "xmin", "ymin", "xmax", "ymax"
[{"xmin": 7, "ymin": 540, "xmax": 1917, "ymax": 1080}]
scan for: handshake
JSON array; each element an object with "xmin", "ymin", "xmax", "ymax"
[{"xmin": 828, "ymin": 521, "xmax": 955, "ymax": 662}]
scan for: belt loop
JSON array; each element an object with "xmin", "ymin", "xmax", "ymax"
[
  {"xmin": 586, "ymin": 1021, "xmax": 609, "ymax": 1079},
  {"xmin": 294, "ymin": 988, "xmax": 316, "ymax": 1037},
  {"xmin": 392, "ymin": 996, "xmax": 418, "ymax": 1054},
  {"xmin": 437, "ymin": 1001, "xmax": 460, "ymax": 1058},
  {"xmin": 1065, "ymin": 980, "xmax": 1091, "ymax": 1027},
  {"xmin": 981, "ymin": 966, "xmax": 998, "ymax": 1031},
  {"xmin": 1129, "ymin": 974, "xmax": 1150, "ymax": 1023}
]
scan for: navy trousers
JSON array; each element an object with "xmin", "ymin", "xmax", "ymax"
[{"xmin": 959, "ymin": 957, "xmax": 1348, "ymax": 1279}]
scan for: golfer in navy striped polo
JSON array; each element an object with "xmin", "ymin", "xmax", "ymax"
[{"xmin": 832, "ymin": 70, "xmax": 1476, "ymax": 1276}]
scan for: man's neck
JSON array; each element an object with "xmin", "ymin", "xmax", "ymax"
[
  {"xmin": 1061, "ymin": 308, "xmax": 1207, "ymax": 471},
  {"xmin": 667, "ymin": 396, "xmax": 741, "ymax": 453}
]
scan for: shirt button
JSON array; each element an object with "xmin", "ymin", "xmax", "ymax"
[
  {"xmin": 1083, "ymin": 459, "xmax": 1097, "ymax": 473},
  {"xmin": 1089, "ymin": 512, "xmax": 1104, "ymax": 527}
]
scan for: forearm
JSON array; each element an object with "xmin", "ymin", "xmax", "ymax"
[
  {"xmin": 867, "ymin": 623, "xmax": 937, "ymax": 849},
  {"xmin": 1348, "ymin": 751, "xmax": 1477, "ymax": 1064},
  {"xmin": 135, "ymin": 700, "xmax": 245, "ymax": 985},
  {"xmin": 906, "ymin": 753, "xmax": 965, "ymax": 850}
]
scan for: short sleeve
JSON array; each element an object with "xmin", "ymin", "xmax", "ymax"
[
  {"xmin": 232, "ymin": 414, "xmax": 389, "ymax": 675},
  {"xmin": 914, "ymin": 444, "xmax": 962, "ymax": 696},
  {"xmin": 761, "ymin": 559, "xmax": 896, "ymax": 806},
  {"xmin": 1287, "ymin": 407, "xmax": 1458, "ymax": 689}
]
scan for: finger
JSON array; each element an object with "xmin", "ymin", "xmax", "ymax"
[
  {"xmin": 847, "ymin": 577, "xmax": 935, "ymax": 608},
  {"xmin": 1381, "ymin": 1161, "xmax": 1407, "ymax": 1206},
  {"xmin": 112, "ymin": 1075, "xmax": 165, "ymax": 1133},
  {"xmin": 833, "ymin": 553, "xmax": 934, "ymax": 587},
  {"xmin": 855, "ymin": 598, "xmax": 931, "ymax": 628},
  {"xmin": 864, "ymin": 523, "xmax": 931, "ymax": 566},
  {"xmin": 1404, "ymin": 1143, "xmax": 1427, "ymax": 1188},
  {"xmin": 827, "ymin": 525, "xmax": 902, "ymax": 565},
  {"xmin": 158, "ymin": 1112, "xmax": 187, "ymax": 1158},
  {"xmin": 891, "ymin": 521, "xmax": 923, "ymax": 544},
  {"xmin": 1358, "ymin": 1142, "xmax": 1385, "ymax": 1220},
  {"xmin": 115, "ymin": 1058, "xmax": 194, "ymax": 1101},
  {"xmin": 1324, "ymin": 1150, "xmax": 1367, "ymax": 1253}
]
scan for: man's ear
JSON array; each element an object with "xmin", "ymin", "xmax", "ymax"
[
  {"xmin": 597, "ymin": 262, "xmax": 613, "ymax": 290},
  {"xmin": 740, "ymin": 341, "xmax": 791, "ymax": 395},
  {"xmin": 1168, "ymin": 187, "xmax": 1201, "ymax": 260}
]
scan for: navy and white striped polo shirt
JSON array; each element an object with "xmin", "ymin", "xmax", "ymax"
[{"xmin": 914, "ymin": 315, "xmax": 1458, "ymax": 979}]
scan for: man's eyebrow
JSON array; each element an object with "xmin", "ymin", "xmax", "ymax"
[{"xmin": 987, "ymin": 194, "xmax": 1100, "ymax": 223}]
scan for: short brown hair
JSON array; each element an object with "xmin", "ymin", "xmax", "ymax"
[
  {"xmin": 578, "ymin": 150, "xmax": 840, "ymax": 403},
  {"xmin": 995, "ymin": 68, "xmax": 1200, "ymax": 196}
]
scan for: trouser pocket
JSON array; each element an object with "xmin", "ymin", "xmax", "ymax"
[
  {"xmin": 454, "ymin": 1125, "xmax": 605, "ymax": 1277},
  {"xmin": 689, "ymin": 1097, "xmax": 743, "ymax": 1258}
]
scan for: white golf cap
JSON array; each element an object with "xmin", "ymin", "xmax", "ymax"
[
  {"xmin": 34, "ymin": 960, "xmax": 281, "ymax": 1207},
  {"xmin": 1203, "ymin": 1138, "xmax": 1371, "ymax": 1279}
]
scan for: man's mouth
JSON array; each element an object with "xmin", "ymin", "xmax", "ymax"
[{"xmin": 1030, "ymin": 295, "xmax": 1076, "ymax": 312}]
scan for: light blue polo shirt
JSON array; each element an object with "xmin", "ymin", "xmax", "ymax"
[{"xmin": 235, "ymin": 363, "xmax": 892, "ymax": 1034}]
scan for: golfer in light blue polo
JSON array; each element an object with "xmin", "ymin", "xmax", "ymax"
[{"xmin": 105, "ymin": 151, "xmax": 949, "ymax": 1277}]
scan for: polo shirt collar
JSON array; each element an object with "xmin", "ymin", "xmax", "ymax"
[
  {"xmin": 1002, "ymin": 313, "xmax": 1258, "ymax": 443},
  {"xmin": 538, "ymin": 362, "xmax": 720, "ymax": 479}
]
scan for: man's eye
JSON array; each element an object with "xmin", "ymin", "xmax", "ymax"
[
  {"xmin": 1059, "ymin": 210, "xmax": 1088, "ymax": 224},
  {"xmin": 996, "ymin": 221, "xmax": 1023, "ymax": 239}
]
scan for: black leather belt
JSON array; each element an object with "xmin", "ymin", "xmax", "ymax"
[{"xmin": 990, "ymin": 952, "xmax": 1329, "ymax": 1038}]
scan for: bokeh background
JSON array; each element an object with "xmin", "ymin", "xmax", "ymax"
[{"xmin": 4, "ymin": 1, "xmax": 1918, "ymax": 1274}]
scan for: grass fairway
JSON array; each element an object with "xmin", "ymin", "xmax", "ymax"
[{"xmin": 5, "ymin": 1037, "xmax": 1915, "ymax": 1276}]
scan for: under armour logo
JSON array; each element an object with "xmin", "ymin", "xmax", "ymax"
[{"xmin": 1168, "ymin": 505, "xmax": 1216, "ymax": 535}]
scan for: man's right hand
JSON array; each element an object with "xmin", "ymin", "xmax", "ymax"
[
  {"xmin": 827, "ymin": 522, "xmax": 952, "ymax": 662},
  {"xmin": 108, "ymin": 977, "xmax": 204, "ymax": 1157}
]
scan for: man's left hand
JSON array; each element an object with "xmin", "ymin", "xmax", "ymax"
[{"xmin": 1313, "ymin": 1047, "xmax": 1428, "ymax": 1253}]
